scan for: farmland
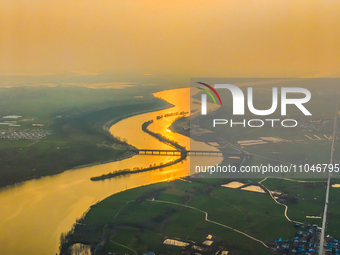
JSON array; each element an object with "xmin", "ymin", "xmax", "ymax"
[
  {"xmin": 60, "ymin": 176, "xmax": 332, "ymax": 255},
  {"xmin": 0, "ymin": 84, "xmax": 173, "ymax": 187}
]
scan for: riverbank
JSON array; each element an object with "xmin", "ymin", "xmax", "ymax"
[
  {"xmin": 60, "ymin": 178, "xmax": 282, "ymax": 255},
  {"xmin": 71, "ymin": 150, "xmax": 137, "ymax": 170},
  {"xmin": 0, "ymin": 87, "xmax": 196, "ymax": 255},
  {"xmin": 90, "ymin": 155, "xmax": 185, "ymax": 181},
  {"xmin": 90, "ymin": 119, "xmax": 188, "ymax": 181},
  {"xmin": 0, "ymin": 98, "xmax": 173, "ymax": 188},
  {"xmin": 102, "ymin": 102, "xmax": 175, "ymax": 134}
]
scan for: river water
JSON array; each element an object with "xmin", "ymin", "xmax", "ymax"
[{"xmin": 0, "ymin": 88, "xmax": 220, "ymax": 255}]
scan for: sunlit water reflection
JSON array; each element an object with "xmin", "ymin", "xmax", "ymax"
[{"xmin": 0, "ymin": 88, "xmax": 221, "ymax": 255}]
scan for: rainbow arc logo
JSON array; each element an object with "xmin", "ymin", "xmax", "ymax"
[{"xmin": 196, "ymin": 82, "xmax": 222, "ymax": 106}]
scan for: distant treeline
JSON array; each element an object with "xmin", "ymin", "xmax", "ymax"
[{"xmin": 90, "ymin": 119, "xmax": 187, "ymax": 181}]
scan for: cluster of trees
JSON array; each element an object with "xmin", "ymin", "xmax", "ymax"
[
  {"xmin": 156, "ymin": 111, "xmax": 188, "ymax": 119},
  {"xmin": 142, "ymin": 120, "xmax": 186, "ymax": 151},
  {"xmin": 91, "ymin": 156, "xmax": 184, "ymax": 181}
]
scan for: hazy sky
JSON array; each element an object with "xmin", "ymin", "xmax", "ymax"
[{"xmin": 0, "ymin": 0, "xmax": 339, "ymax": 77}]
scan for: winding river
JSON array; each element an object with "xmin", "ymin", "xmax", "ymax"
[{"xmin": 0, "ymin": 88, "xmax": 221, "ymax": 255}]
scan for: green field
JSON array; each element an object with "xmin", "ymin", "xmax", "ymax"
[
  {"xmin": 327, "ymin": 183, "xmax": 340, "ymax": 238},
  {"xmin": 60, "ymin": 177, "xmax": 332, "ymax": 255},
  {"xmin": 0, "ymin": 84, "xmax": 173, "ymax": 187},
  {"xmin": 260, "ymin": 178, "xmax": 326, "ymax": 225}
]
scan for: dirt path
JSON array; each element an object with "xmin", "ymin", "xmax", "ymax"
[
  {"xmin": 110, "ymin": 240, "xmax": 138, "ymax": 255},
  {"xmin": 148, "ymin": 199, "xmax": 269, "ymax": 248}
]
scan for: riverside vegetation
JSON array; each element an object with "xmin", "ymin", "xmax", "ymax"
[
  {"xmin": 0, "ymin": 85, "xmax": 172, "ymax": 187},
  {"xmin": 90, "ymin": 119, "xmax": 187, "ymax": 181}
]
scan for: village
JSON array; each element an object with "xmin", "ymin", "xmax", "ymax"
[
  {"xmin": 0, "ymin": 128, "xmax": 52, "ymax": 140},
  {"xmin": 0, "ymin": 115, "xmax": 52, "ymax": 140}
]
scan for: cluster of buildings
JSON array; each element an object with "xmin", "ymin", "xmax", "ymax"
[
  {"xmin": 0, "ymin": 115, "xmax": 51, "ymax": 140},
  {"xmin": 325, "ymin": 237, "xmax": 340, "ymax": 255},
  {"xmin": 0, "ymin": 128, "xmax": 52, "ymax": 140},
  {"xmin": 274, "ymin": 224, "xmax": 318, "ymax": 255}
]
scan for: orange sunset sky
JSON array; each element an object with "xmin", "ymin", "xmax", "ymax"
[{"xmin": 0, "ymin": 0, "xmax": 339, "ymax": 77}]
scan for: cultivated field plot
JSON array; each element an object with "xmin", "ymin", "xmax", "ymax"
[{"xmin": 61, "ymin": 177, "xmax": 333, "ymax": 255}]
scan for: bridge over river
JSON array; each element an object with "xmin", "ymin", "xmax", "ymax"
[{"xmin": 131, "ymin": 149, "xmax": 242, "ymax": 157}]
